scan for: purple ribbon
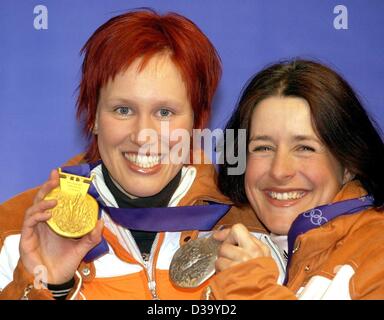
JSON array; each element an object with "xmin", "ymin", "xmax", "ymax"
[
  {"xmin": 283, "ymin": 194, "xmax": 374, "ymax": 284},
  {"xmin": 61, "ymin": 163, "xmax": 230, "ymax": 262}
]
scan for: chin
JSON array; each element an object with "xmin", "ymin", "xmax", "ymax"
[
  {"xmin": 266, "ymin": 222, "xmax": 291, "ymax": 236},
  {"xmin": 129, "ymin": 186, "xmax": 163, "ymax": 198}
]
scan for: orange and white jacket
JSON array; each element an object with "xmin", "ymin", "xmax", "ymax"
[
  {"xmin": 0, "ymin": 158, "xmax": 285, "ymax": 300},
  {"xmin": 209, "ymin": 181, "xmax": 384, "ymax": 300}
]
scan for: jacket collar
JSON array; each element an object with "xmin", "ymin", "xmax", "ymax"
[{"xmin": 291, "ymin": 180, "xmax": 371, "ymax": 264}]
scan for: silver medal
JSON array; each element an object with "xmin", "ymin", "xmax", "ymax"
[{"xmin": 169, "ymin": 237, "xmax": 221, "ymax": 288}]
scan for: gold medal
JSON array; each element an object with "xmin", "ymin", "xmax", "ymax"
[
  {"xmin": 44, "ymin": 168, "xmax": 98, "ymax": 238},
  {"xmin": 169, "ymin": 237, "xmax": 220, "ymax": 288}
]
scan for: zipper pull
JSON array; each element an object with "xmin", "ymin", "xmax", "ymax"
[
  {"xmin": 142, "ymin": 252, "xmax": 150, "ymax": 266},
  {"xmin": 148, "ymin": 280, "xmax": 159, "ymax": 300}
]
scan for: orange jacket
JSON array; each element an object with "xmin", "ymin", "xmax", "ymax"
[
  {"xmin": 0, "ymin": 155, "xmax": 265, "ymax": 300},
  {"xmin": 208, "ymin": 181, "xmax": 384, "ymax": 300}
]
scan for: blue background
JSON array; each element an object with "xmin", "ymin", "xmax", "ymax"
[{"xmin": 0, "ymin": 0, "xmax": 383, "ymax": 202}]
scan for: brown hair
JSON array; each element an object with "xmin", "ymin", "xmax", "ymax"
[{"xmin": 219, "ymin": 59, "xmax": 384, "ymax": 208}]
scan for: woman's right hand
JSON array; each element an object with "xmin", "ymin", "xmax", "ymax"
[
  {"xmin": 19, "ymin": 169, "xmax": 104, "ymax": 285},
  {"xmin": 213, "ymin": 223, "xmax": 271, "ymax": 273}
]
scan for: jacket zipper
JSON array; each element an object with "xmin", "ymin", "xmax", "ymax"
[
  {"xmin": 93, "ymin": 171, "xmax": 160, "ymax": 299},
  {"xmin": 143, "ymin": 234, "xmax": 160, "ymax": 300},
  {"xmin": 263, "ymin": 234, "xmax": 287, "ymax": 282}
]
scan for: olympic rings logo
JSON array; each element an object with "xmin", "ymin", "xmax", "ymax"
[{"xmin": 303, "ymin": 209, "xmax": 328, "ymax": 226}]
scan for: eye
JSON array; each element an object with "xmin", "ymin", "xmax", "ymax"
[
  {"xmin": 114, "ymin": 106, "xmax": 132, "ymax": 117},
  {"xmin": 156, "ymin": 108, "xmax": 173, "ymax": 119},
  {"xmin": 250, "ymin": 145, "xmax": 274, "ymax": 153},
  {"xmin": 297, "ymin": 145, "xmax": 316, "ymax": 152}
]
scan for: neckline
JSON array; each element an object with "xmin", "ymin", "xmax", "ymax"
[{"xmin": 101, "ymin": 163, "xmax": 182, "ymax": 208}]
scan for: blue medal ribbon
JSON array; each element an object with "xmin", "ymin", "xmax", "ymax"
[
  {"xmin": 61, "ymin": 163, "xmax": 230, "ymax": 262},
  {"xmin": 284, "ymin": 194, "xmax": 374, "ymax": 284}
]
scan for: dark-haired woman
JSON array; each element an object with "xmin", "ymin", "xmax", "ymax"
[{"xmin": 208, "ymin": 59, "xmax": 384, "ymax": 299}]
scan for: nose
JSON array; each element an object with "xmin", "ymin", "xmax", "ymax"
[
  {"xmin": 269, "ymin": 149, "xmax": 296, "ymax": 182},
  {"xmin": 130, "ymin": 114, "xmax": 159, "ymax": 147}
]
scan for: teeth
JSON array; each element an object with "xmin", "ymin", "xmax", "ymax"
[
  {"xmin": 269, "ymin": 191, "xmax": 305, "ymax": 200},
  {"xmin": 124, "ymin": 153, "xmax": 160, "ymax": 169}
]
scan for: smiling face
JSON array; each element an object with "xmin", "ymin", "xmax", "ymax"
[
  {"xmin": 245, "ymin": 96, "xmax": 351, "ymax": 235},
  {"xmin": 94, "ymin": 53, "xmax": 194, "ymax": 197}
]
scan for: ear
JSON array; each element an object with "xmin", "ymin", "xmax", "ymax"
[
  {"xmin": 342, "ymin": 168, "xmax": 355, "ymax": 185},
  {"xmin": 93, "ymin": 113, "xmax": 99, "ymax": 135}
]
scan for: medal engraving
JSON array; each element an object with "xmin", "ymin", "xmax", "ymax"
[
  {"xmin": 169, "ymin": 237, "xmax": 220, "ymax": 288},
  {"xmin": 44, "ymin": 169, "xmax": 98, "ymax": 238}
]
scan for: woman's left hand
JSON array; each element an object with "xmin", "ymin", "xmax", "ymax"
[{"xmin": 213, "ymin": 223, "xmax": 271, "ymax": 272}]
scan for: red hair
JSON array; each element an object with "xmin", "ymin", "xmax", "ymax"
[{"xmin": 77, "ymin": 9, "xmax": 222, "ymax": 162}]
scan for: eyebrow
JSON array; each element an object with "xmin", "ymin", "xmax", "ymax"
[
  {"xmin": 248, "ymin": 135, "xmax": 273, "ymax": 142},
  {"xmin": 105, "ymin": 97, "xmax": 136, "ymax": 105},
  {"xmin": 106, "ymin": 97, "xmax": 183, "ymax": 107},
  {"xmin": 249, "ymin": 135, "xmax": 321, "ymax": 144}
]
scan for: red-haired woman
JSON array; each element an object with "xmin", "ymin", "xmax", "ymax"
[{"xmin": 0, "ymin": 9, "xmax": 265, "ymax": 300}]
